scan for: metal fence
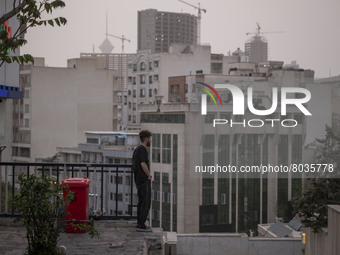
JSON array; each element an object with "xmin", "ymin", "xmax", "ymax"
[{"xmin": 0, "ymin": 162, "xmax": 137, "ymax": 220}]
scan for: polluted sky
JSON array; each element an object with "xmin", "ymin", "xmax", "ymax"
[{"xmin": 21, "ymin": 0, "xmax": 340, "ymax": 78}]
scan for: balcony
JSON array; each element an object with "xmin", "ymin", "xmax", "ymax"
[
  {"xmin": 0, "ymin": 162, "xmax": 136, "ymax": 219},
  {"xmin": 0, "ymin": 162, "xmax": 168, "ymax": 254}
]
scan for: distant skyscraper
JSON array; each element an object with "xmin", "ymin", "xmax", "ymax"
[
  {"xmin": 245, "ymin": 35, "xmax": 268, "ymax": 63},
  {"xmin": 138, "ymin": 9, "xmax": 197, "ymax": 53}
]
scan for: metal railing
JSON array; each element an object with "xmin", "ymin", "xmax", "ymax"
[{"xmin": 0, "ymin": 162, "xmax": 137, "ymax": 220}]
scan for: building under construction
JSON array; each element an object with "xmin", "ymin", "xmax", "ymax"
[
  {"xmin": 138, "ymin": 9, "xmax": 197, "ymax": 53},
  {"xmin": 245, "ymin": 35, "xmax": 268, "ymax": 63}
]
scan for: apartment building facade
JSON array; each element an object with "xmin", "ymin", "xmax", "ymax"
[
  {"xmin": 138, "ymin": 70, "xmax": 326, "ymax": 234},
  {"xmin": 12, "ymin": 58, "xmax": 117, "ymax": 162},
  {"xmin": 126, "ymin": 44, "xmax": 211, "ymax": 130}
]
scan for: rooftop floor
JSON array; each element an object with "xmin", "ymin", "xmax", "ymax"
[{"xmin": 0, "ymin": 219, "xmax": 162, "ymax": 255}]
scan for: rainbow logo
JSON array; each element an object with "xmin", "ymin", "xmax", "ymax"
[{"xmin": 197, "ymin": 82, "xmax": 223, "ymax": 106}]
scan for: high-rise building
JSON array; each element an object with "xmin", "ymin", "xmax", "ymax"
[
  {"xmin": 245, "ymin": 35, "xmax": 268, "ymax": 63},
  {"xmin": 138, "ymin": 70, "xmax": 322, "ymax": 233},
  {"xmin": 138, "ymin": 9, "xmax": 197, "ymax": 53}
]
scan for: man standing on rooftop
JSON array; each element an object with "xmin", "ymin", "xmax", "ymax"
[{"xmin": 132, "ymin": 130, "xmax": 152, "ymax": 232}]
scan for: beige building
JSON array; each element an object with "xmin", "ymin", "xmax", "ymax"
[
  {"xmin": 126, "ymin": 44, "xmax": 212, "ymax": 130},
  {"xmin": 138, "ymin": 70, "xmax": 335, "ymax": 234},
  {"xmin": 139, "ymin": 102, "xmax": 306, "ymax": 233},
  {"xmin": 11, "ymin": 57, "xmax": 117, "ymax": 162},
  {"xmin": 79, "ymin": 53, "xmax": 137, "ymax": 131},
  {"xmin": 126, "ymin": 44, "xmax": 271, "ymax": 130}
]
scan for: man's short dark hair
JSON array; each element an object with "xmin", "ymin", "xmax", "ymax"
[{"xmin": 139, "ymin": 130, "xmax": 152, "ymax": 142}]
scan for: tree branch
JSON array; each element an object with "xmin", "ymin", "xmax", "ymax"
[
  {"xmin": 1, "ymin": 0, "xmax": 66, "ymax": 66},
  {"xmin": 0, "ymin": 0, "xmax": 27, "ymax": 25}
]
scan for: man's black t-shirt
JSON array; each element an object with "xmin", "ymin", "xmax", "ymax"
[{"xmin": 132, "ymin": 145, "xmax": 150, "ymax": 188}]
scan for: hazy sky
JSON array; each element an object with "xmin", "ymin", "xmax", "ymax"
[{"xmin": 21, "ymin": 0, "xmax": 340, "ymax": 78}]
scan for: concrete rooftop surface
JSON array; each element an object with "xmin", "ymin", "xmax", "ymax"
[{"xmin": 0, "ymin": 219, "xmax": 162, "ymax": 255}]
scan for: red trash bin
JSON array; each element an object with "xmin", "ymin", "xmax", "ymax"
[{"xmin": 61, "ymin": 177, "xmax": 91, "ymax": 233}]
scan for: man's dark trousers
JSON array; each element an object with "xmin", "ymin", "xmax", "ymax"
[{"xmin": 137, "ymin": 179, "xmax": 151, "ymax": 225}]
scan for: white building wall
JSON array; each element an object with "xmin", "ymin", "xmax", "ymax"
[
  {"xmin": 127, "ymin": 44, "xmax": 212, "ymax": 129},
  {"xmin": 139, "ymin": 70, "xmax": 330, "ymax": 234},
  {"xmin": 26, "ymin": 58, "xmax": 114, "ymax": 161},
  {"xmin": 158, "ymin": 45, "xmax": 211, "ymax": 99}
]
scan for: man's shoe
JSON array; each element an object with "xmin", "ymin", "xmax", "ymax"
[{"xmin": 136, "ymin": 224, "xmax": 152, "ymax": 232}]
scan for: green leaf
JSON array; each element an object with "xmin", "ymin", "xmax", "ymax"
[
  {"xmin": 55, "ymin": 18, "xmax": 60, "ymax": 26},
  {"xmin": 24, "ymin": 54, "xmax": 34, "ymax": 64},
  {"xmin": 1, "ymin": 0, "xmax": 67, "ymax": 65},
  {"xmin": 51, "ymin": 0, "xmax": 66, "ymax": 8},
  {"xmin": 59, "ymin": 17, "xmax": 67, "ymax": 25},
  {"xmin": 4, "ymin": 55, "xmax": 12, "ymax": 63},
  {"xmin": 19, "ymin": 56, "xmax": 25, "ymax": 64},
  {"xmin": 12, "ymin": 56, "xmax": 19, "ymax": 64},
  {"xmin": 45, "ymin": 3, "xmax": 52, "ymax": 14}
]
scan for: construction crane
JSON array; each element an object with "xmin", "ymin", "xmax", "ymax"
[
  {"xmin": 246, "ymin": 23, "xmax": 284, "ymax": 36},
  {"xmin": 178, "ymin": 0, "xmax": 206, "ymax": 45},
  {"xmin": 106, "ymin": 33, "xmax": 131, "ymax": 54}
]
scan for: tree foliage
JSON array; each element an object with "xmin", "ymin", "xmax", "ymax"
[
  {"xmin": 1, "ymin": 181, "xmax": 13, "ymax": 212},
  {"xmin": 315, "ymin": 126, "xmax": 340, "ymax": 168},
  {"xmin": 13, "ymin": 173, "xmax": 99, "ymax": 255},
  {"xmin": 293, "ymin": 126, "xmax": 340, "ymax": 232},
  {"xmin": 0, "ymin": 0, "xmax": 66, "ymax": 67},
  {"xmin": 13, "ymin": 173, "xmax": 73, "ymax": 255}
]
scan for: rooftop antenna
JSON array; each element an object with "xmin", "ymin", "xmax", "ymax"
[
  {"xmin": 104, "ymin": 8, "xmax": 130, "ymax": 53},
  {"xmin": 106, "ymin": 9, "xmax": 108, "ymax": 38},
  {"xmin": 99, "ymin": 10, "xmax": 114, "ymax": 53}
]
